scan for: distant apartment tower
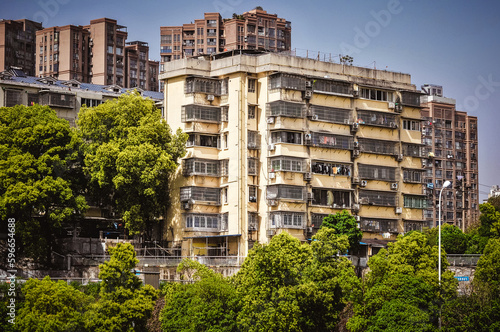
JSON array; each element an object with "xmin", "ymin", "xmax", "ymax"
[
  {"xmin": 34, "ymin": 18, "xmax": 158, "ymax": 90},
  {"xmin": 125, "ymin": 41, "xmax": 159, "ymax": 91},
  {"xmin": 421, "ymin": 84, "xmax": 479, "ymax": 231},
  {"xmin": 0, "ymin": 19, "xmax": 43, "ymax": 76},
  {"xmin": 159, "ymin": 7, "xmax": 291, "ymax": 71}
]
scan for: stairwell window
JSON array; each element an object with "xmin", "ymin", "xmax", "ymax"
[{"xmin": 248, "ymin": 78, "xmax": 256, "ymax": 93}]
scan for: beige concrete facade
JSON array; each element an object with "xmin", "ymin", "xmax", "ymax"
[
  {"xmin": 421, "ymin": 91, "xmax": 479, "ymax": 231},
  {"xmin": 161, "ymin": 51, "xmax": 426, "ymax": 258}
]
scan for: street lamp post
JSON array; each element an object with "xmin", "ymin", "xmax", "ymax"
[{"xmin": 438, "ymin": 180, "xmax": 452, "ymax": 284}]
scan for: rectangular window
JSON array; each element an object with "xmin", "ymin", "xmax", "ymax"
[
  {"xmin": 267, "ymin": 100, "xmax": 305, "ymax": 118},
  {"xmin": 248, "ymin": 105, "xmax": 256, "ymax": 119},
  {"xmin": 180, "ymin": 186, "xmax": 221, "ymax": 204},
  {"xmin": 360, "ymin": 218, "xmax": 398, "ymax": 233},
  {"xmin": 403, "ymin": 169, "xmax": 423, "ymax": 183},
  {"xmin": 360, "ymin": 88, "xmax": 393, "ymax": 102},
  {"xmin": 311, "ymin": 162, "xmax": 351, "ymax": 176},
  {"xmin": 270, "ymin": 212, "xmax": 305, "ymax": 229},
  {"xmin": 181, "ymin": 104, "xmax": 221, "ymax": 122},
  {"xmin": 358, "ymin": 164, "xmax": 397, "ymax": 181},
  {"xmin": 266, "ymin": 185, "xmax": 305, "ymax": 201},
  {"xmin": 270, "ymin": 131, "xmax": 303, "ymax": 145},
  {"xmin": 161, "ymin": 35, "xmax": 172, "ymax": 44},
  {"xmin": 185, "ymin": 77, "xmax": 221, "ymax": 95},
  {"xmin": 402, "ymin": 143, "xmax": 423, "ymax": 157},
  {"xmin": 404, "ymin": 195, "xmax": 428, "ymax": 209},
  {"xmin": 248, "ymin": 158, "xmax": 258, "ymax": 176},
  {"xmin": 312, "ymin": 188, "xmax": 351, "ymax": 207},
  {"xmin": 310, "ymin": 104, "xmax": 352, "ymax": 123},
  {"xmin": 187, "ymin": 134, "xmax": 219, "ymax": 148},
  {"xmin": 310, "ymin": 132, "xmax": 354, "ymax": 150},
  {"xmin": 359, "ymin": 190, "xmax": 397, "ymax": 206},
  {"xmin": 248, "ymin": 78, "xmax": 256, "ymax": 93},
  {"xmin": 249, "ymin": 186, "xmax": 257, "ymax": 203},
  {"xmin": 270, "ymin": 157, "xmax": 306, "ymax": 172},
  {"xmin": 185, "ymin": 213, "xmax": 220, "ymax": 231},
  {"xmin": 247, "ymin": 130, "xmax": 261, "ymax": 149},
  {"xmin": 358, "ymin": 138, "xmax": 397, "ymax": 155},
  {"xmin": 269, "ymin": 73, "xmax": 306, "ymax": 91},
  {"xmin": 402, "ymin": 119, "xmax": 421, "ymax": 131}
]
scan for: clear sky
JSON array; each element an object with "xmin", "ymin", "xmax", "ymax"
[{"xmin": 2, "ymin": 0, "xmax": 499, "ymax": 201}]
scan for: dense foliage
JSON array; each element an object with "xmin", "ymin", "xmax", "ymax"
[{"xmin": 320, "ymin": 210, "xmax": 363, "ymax": 253}]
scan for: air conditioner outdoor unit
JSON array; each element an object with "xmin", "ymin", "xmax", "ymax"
[
  {"xmin": 311, "ymin": 114, "xmax": 319, "ymax": 121},
  {"xmin": 352, "ymin": 176, "xmax": 360, "ymax": 184},
  {"xmin": 304, "ymin": 90, "xmax": 313, "ymax": 99},
  {"xmin": 183, "ymin": 202, "xmax": 192, "ymax": 210},
  {"xmin": 267, "ymin": 117, "xmax": 275, "ymax": 124},
  {"xmin": 268, "ymin": 199, "xmax": 278, "ymax": 206},
  {"xmin": 395, "ymin": 207, "xmax": 403, "ymax": 214},
  {"xmin": 303, "ymin": 172, "xmax": 312, "ymax": 181},
  {"xmin": 307, "ymin": 192, "xmax": 314, "ymax": 201},
  {"xmin": 351, "ymin": 122, "xmax": 359, "ymax": 131},
  {"xmin": 268, "ymin": 143, "xmax": 275, "ymax": 151},
  {"xmin": 360, "ymin": 180, "xmax": 368, "ymax": 187},
  {"xmin": 267, "ymin": 229, "xmax": 275, "ymax": 237},
  {"xmin": 390, "ymin": 122, "xmax": 398, "ymax": 128},
  {"xmin": 304, "ymin": 133, "xmax": 312, "ymax": 140},
  {"xmin": 207, "ymin": 94, "xmax": 215, "ymax": 101},
  {"xmin": 269, "ymin": 172, "xmax": 275, "ymax": 179},
  {"xmin": 388, "ymin": 101, "xmax": 395, "ymax": 109},
  {"xmin": 396, "ymin": 154, "xmax": 404, "ymax": 162},
  {"xmin": 305, "ymin": 80, "xmax": 312, "ymax": 88},
  {"xmin": 352, "ymin": 204, "xmax": 360, "ymax": 212},
  {"xmin": 354, "ymin": 141, "xmax": 359, "ymax": 148},
  {"xmin": 352, "ymin": 90, "xmax": 359, "ymax": 98},
  {"xmin": 353, "ymin": 149, "xmax": 360, "ymax": 158},
  {"xmin": 355, "ymin": 215, "xmax": 361, "ymax": 222},
  {"xmin": 391, "ymin": 182, "xmax": 398, "ymax": 190}
]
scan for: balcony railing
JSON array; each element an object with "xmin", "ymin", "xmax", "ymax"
[{"xmin": 447, "ymin": 254, "xmax": 481, "ymax": 266}]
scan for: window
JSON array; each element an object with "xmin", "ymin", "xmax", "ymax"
[
  {"xmin": 404, "ymin": 195, "xmax": 427, "ymax": 209},
  {"xmin": 222, "ymin": 187, "xmax": 228, "ymax": 204},
  {"xmin": 107, "ymin": 46, "xmax": 113, "ymax": 53},
  {"xmin": 185, "ymin": 77, "xmax": 221, "ymax": 95},
  {"xmin": 182, "ymin": 104, "xmax": 221, "ymax": 122},
  {"xmin": 182, "ymin": 158, "xmax": 225, "ymax": 177},
  {"xmin": 357, "ymin": 110, "xmax": 397, "ymax": 127},
  {"xmin": 247, "ymin": 130, "xmax": 260, "ymax": 149},
  {"xmin": 248, "ymin": 158, "xmax": 258, "ymax": 176},
  {"xmin": 270, "ymin": 157, "xmax": 305, "ymax": 172},
  {"xmin": 249, "ymin": 186, "xmax": 257, "ymax": 203},
  {"xmin": 312, "ymin": 188, "xmax": 351, "ymax": 207},
  {"xmin": 267, "ymin": 100, "xmax": 305, "ymax": 118},
  {"xmin": 310, "ymin": 104, "xmax": 351, "ymax": 123},
  {"xmin": 310, "ymin": 132, "xmax": 354, "ymax": 150},
  {"xmin": 248, "ymin": 105, "xmax": 256, "ymax": 119},
  {"xmin": 161, "ymin": 46, "xmax": 172, "ymax": 54},
  {"xmin": 270, "ymin": 212, "xmax": 305, "ymax": 229},
  {"xmin": 248, "ymin": 78, "xmax": 256, "ymax": 93},
  {"xmin": 185, "ymin": 213, "xmax": 220, "ymax": 231},
  {"xmin": 269, "ymin": 73, "xmax": 306, "ymax": 91},
  {"xmin": 81, "ymin": 98, "xmax": 102, "ymax": 107},
  {"xmin": 180, "ymin": 186, "xmax": 221, "ymax": 204},
  {"xmin": 187, "ymin": 134, "xmax": 219, "ymax": 148},
  {"xmin": 266, "ymin": 185, "xmax": 305, "ymax": 201},
  {"xmin": 402, "ymin": 143, "xmax": 423, "ymax": 157},
  {"xmin": 311, "ymin": 162, "xmax": 351, "ymax": 176},
  {"xmin": 4, "ymin": 89, "xmax": 22, "ymax": 107},
  {"xmin": 404, "ymin": 221, "xmax": 425, "ymax": 232},
  {"xmin": 360, "ymin": 218, "xmax": 398, "ymax": 233},
  {"xmin": 270, "ymin": 131, "xmax": 303, "ymax": 144},
  {"xmin": 358, "ymin": 138, "xmax": 397, "ymax": 155},
  {"xmin": 359, "ymin": 190, "xmax": 397, "ymax": 206},
  {"xmin": 358, "ymin": 164, "xmax": 397, "ymax": 181},
  {"xmin": 161, "ymin": 35, "xmax": 172, "ymax": 44},
  {"xmin": 360, "ymin": 88, "xmax": 393, "ymax": 102},
  {"xmin": 403, "ymin": 169, "xmax": 423, "ymax": 183},
  {"xmin": 402, "ymin": 119, "xmax": 421, "ymax": 131}
]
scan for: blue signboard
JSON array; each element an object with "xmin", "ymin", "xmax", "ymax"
[{"xmin": 454, "ymin": 276, "xmax": 470, "ymax": 281}]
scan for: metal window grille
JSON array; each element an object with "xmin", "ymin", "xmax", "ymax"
[
  {"xmin": 248, "ymin": 158, "xmax": 258, "ymax": 176},
  {"xmin": 181, "ymin": 104, "xmax": 221, "ymax": 122},
  {"xmin": 248, "ymin": 212, "xmax": 258, "ymax": 230},
  {"xmin": 266, "ymin": 100, "xmax": 305, "ymax": 118},
  {"xmin": 270, "ymin": 212, "xmax": 305, "ymax": 229},
  {"xmin": 221, "ymin": 106, "xmax": 229, "ymax": 122},
  {"xmin": 185, "ymin": 77, "xmax": 221, "ymax": 95},
  {"xmin": 312, "ymin": 79, "xmax": 352, "ymax": 95},
  {"xmin": 360, "ymin": 88, "xmax": 393, "ymax": 102},
  {"xmin": 270, "ymin": 157, "xmax": 306, "ymax": 172},
  {"xmin": 5, "ymin": 89, "xmax": 22, "ymax": 107},
  {"xmin": 311, "ymin": 213, "xmax": 328, "ymax": 229},
  {"xmin": 182, "ymin": 158, "xmax": 221, "ymax": 177},
  {"xmin": 187, "ymin": 134, "xmax": 219, "ymax": 148},
  {"xmin": 27, "ymin": 93, "xmax": 39, "ymax": 106},
  {"xmin": 358, "ymin": 138, "xmax": 397, "ymax": 155},
  {"xmin": 185, "ymin": 213, "xmax": 220, "ymax": 231},
  {"xmin": 403, "ymin": 221, "xmax": 424, "ymax": 233},
  {"xmin": 360, "ymin": 218, "xmax": 398, "ymax": 233},
  {"xmin": 312, "ymin": 188, "xmax": 351, "ymax": 207},
  {"xmin": 266, "ymin": 185, "xmax": 305, "ymax": 201},
  {"xmin": 404, "ymin": 196, "xmax": 427, "ymax": 209},
  {"xmin": 247, "ymin": 130, "xmax": 261, "ymax": 149},
  {"xmin": 402, "ymin": 143, "xmax": 423, "ymax": 157},
  {"xmin": 270, "ymin": 131, "xmax": 303, "ymax": 144},
  {"xmin": 310, "ymin": 104, "xmax": 352, "ymax": 123},
  {"xmin": 401, "ymin": 91, "xmax": 421, "ymax": 107},
  {"xmin": 269, "ymin": 73, "xmax": 306, "ymax": 91},
  {"xmin": 403, "ymin": 169, "xmax": 423, "ymax": 183},
  {"xmin": 358, "ymin": 164, "xmax": 397, "ymax": 181},
  {"xmin": 310, "ymin": 132, "xmax": 354, "ymax": 150},
  {"xmin": 180, "ymin": 186, "xmax": 221, "ymax": 204},
  {"xmin": 248, "ymin": 78, "xmax": 256, "ymax": 93},
  {"xmin": 39, "ymin": 92, "xmax": 75, "ymax": 108},
  {"xmin": 359, "ymin": 190, "xmax": 397, "ymax": 206},
  {"xmin": 357, "ymin": 110, "xmax": 397, "ymax": 127}
]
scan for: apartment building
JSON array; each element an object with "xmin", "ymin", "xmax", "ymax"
[
  {"xmin": 34, "ymin": 18, "xmax": 158, "ymax": 90},
  {"xmin": 159, "ymin": 7, "xmax": 291, "ymax": 73},
  {"xmin": 0, "ymin": 19, "xmax": 43, "ymax": 76},
  {"xmin": 421, "ymin": 84, "xmax": 479, "ymax": 231},
  {"xmin": 0, "ymin": 67, "xmax": 162, "ymax": 127},
  {"xmin": 160, "ymin": 50, "xmax": 426, "ymax": 258},
  {"xmin": 125, "ymin": 41, "xmax": 159, "ymax": 91}
]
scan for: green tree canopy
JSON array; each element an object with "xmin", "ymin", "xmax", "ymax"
[
  {"xmin": 347, "ymin": 231, "xmax": 457, "ymax": 332},
  {"xmin": 0, "ymin": 104, "xmax": 87, "ymax": 263},
  {"xmin": 77, "ymin": 92, "xmax": 188, "ymax": 234},
  {"xmin": 320, "ymin": 210, "xmax": 363, "ymax": 253},
  {"xmin": 17, "ymin": 276, "xmax": 92, "ymax": 332},
  {"xmin": 84, "ymin": 243, "xmax": 158, "ymax": 332},
  {"xmin": 477, "ymin": 203, "xmax": 500, "ymax": 239}
]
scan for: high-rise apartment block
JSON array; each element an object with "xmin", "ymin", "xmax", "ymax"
[
  {"xmin": 0, "ymin": 19, "xmax": 43, "ymax": 76},
  {"xmin": 35, "ymin": 18, "xmax": 159, "ymax": 91},
  {"xmin": 421, "ymin": 84, "xmax": 479, "ymax": 231},
  {"xmin": 159, "ymin": 8, "xmax": 291, "ymax": 72},
  {"xmin": 160, "ymin": 51, "xmax": 426, "ymax": 258}
]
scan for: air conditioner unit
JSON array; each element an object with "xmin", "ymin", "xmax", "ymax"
[
  {"xmin": 354, "ymin": 141, "xmax": 359, "ymax": 148},
  {"xmin": 352, "ymin": 90, "xmax": 359, "ymax": 98},
  {"xmin": 447, "ymin": 154, "xmax": 454, "ymax": 159},
  {"xmin": 268, "ymin": 143, "xmax": 275, "ymax": 151},
  {"xmin": 396, "ymin": 154, "xmax": 404, "ymax": 162},
  {"xmin": 183, "ymin": 201, "xmax": 192, "ymax": 210},
  {"xmin": 268, "ymin": 199, "xmax": 278, "ymax": 206},
  {"xmin": 305, "ymin": 80, "xmax": 312, "ymax": 88},
  {"xmin": 395, "ymin": 104, "xmax": 403, "ymax": 113},
  {"xmin": 352, "ymin": 203, "xmax": 360, "ymax": 212},
  {"xmin": 307, "ymin": 226, "xmax": 313, "ymax": 233},
  {"xmin": 388, "ymin": 101, "xmax": 395, "ymax": 109},
  {"xmin": 391, "ymin": 182, "xmax": 398, "ymax": 190},
  {"xmin": 351, "ymin": 122, "xmax": 359, "ymax": 131},
  {"xmin": 267, "ymin": 229, "xmax": 275, "ymax": 237},
  {"xmin": 304, "ymin": 90, "xmax": 313, "ymax": 99},
  {"xmin": 303, "ymin": 172, "xmax": 312, "ymax": 181},
  {"xmin": 311, "ymin": 114, "xmax": 319, "ymax": 121},
  {"xmin": 207, "ymin": 94, "xmax": 215, "ymax": 101},
  {"xmin": 395, "ymin": 207, "xmax": 403, "ymax": 214},
  {"xmin": 352, "ymin": 176, "xmax": 360, "ymax": 184},
  {"xmin": 353, "ymin": 149, "xmax": 360, "ymax": 158},
  {"xmin": 307, "ymin": 192, "xmax": 314, "ymax": 200},
  {"xmin": 390, "ymin": 122, "xmax": 398, "ymax": 128},
  {"xmin": 355, "ymin": 215, "xmax": 361, "ymax": 221},
  {"xmin": 269, "ymin": 172, "xmax": 275, "ymax": 179},
  {"xmin": 267, "ymin": 116, "xmax": 275, "ymax": 124},
  {"xmin": 249, "ymin": 224, "xmax": 257, "ymax": 231},
  {"xmin": 360, "ymin": 180, "xmax": 368, "ymax": 187},
  {"xmin": 304, "ymin": 133, "xmax": 312, "ymax": 140}
]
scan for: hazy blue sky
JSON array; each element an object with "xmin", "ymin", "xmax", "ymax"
[{"xmin": 2, "ymin": 0, "xmax": 499, "ymax": 200}]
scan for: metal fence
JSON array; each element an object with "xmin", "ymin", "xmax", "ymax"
[{"xmin": 447, "ymin": 255, "xmax": 481, "ymax": 266}]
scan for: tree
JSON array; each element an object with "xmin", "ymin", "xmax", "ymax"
[
  {"xmin": 441, "ymin": 224, "xmax": 467, "ymax": 254},
  {"xmin": 84, "ymin": 243, "xmax": 158, "ymax": 332},
  {"xmin": 0, "ymin": 104, "xmax": 87, "ymax": 264},
  {"xmin": 487, "ymin": 195, "xmax": 500, "ymax": 212},
  {"xmin": 17, "ymin": 277, "xmax": 92, "ymax": 332},
  {"xmin": 347, "ymin": 231, "xmax": 457, "ymax": 332},
  {"xmin": 321, "ymin": 210, "xmax": 363, "ymax": 253},
  {"xmin": 77, "ymin": 92, "xmax": 188, "ymax": 235},
  {"xmin": 234, "ymin": 230, "xmax": 358, "ymax": 331},
  {"xmin": 477, "ymin": 203, "xmax": 500, "ymax": 239},
  {"xmin": 160, "ymin": 259, "xmax": 239, "ymax": 332}
]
